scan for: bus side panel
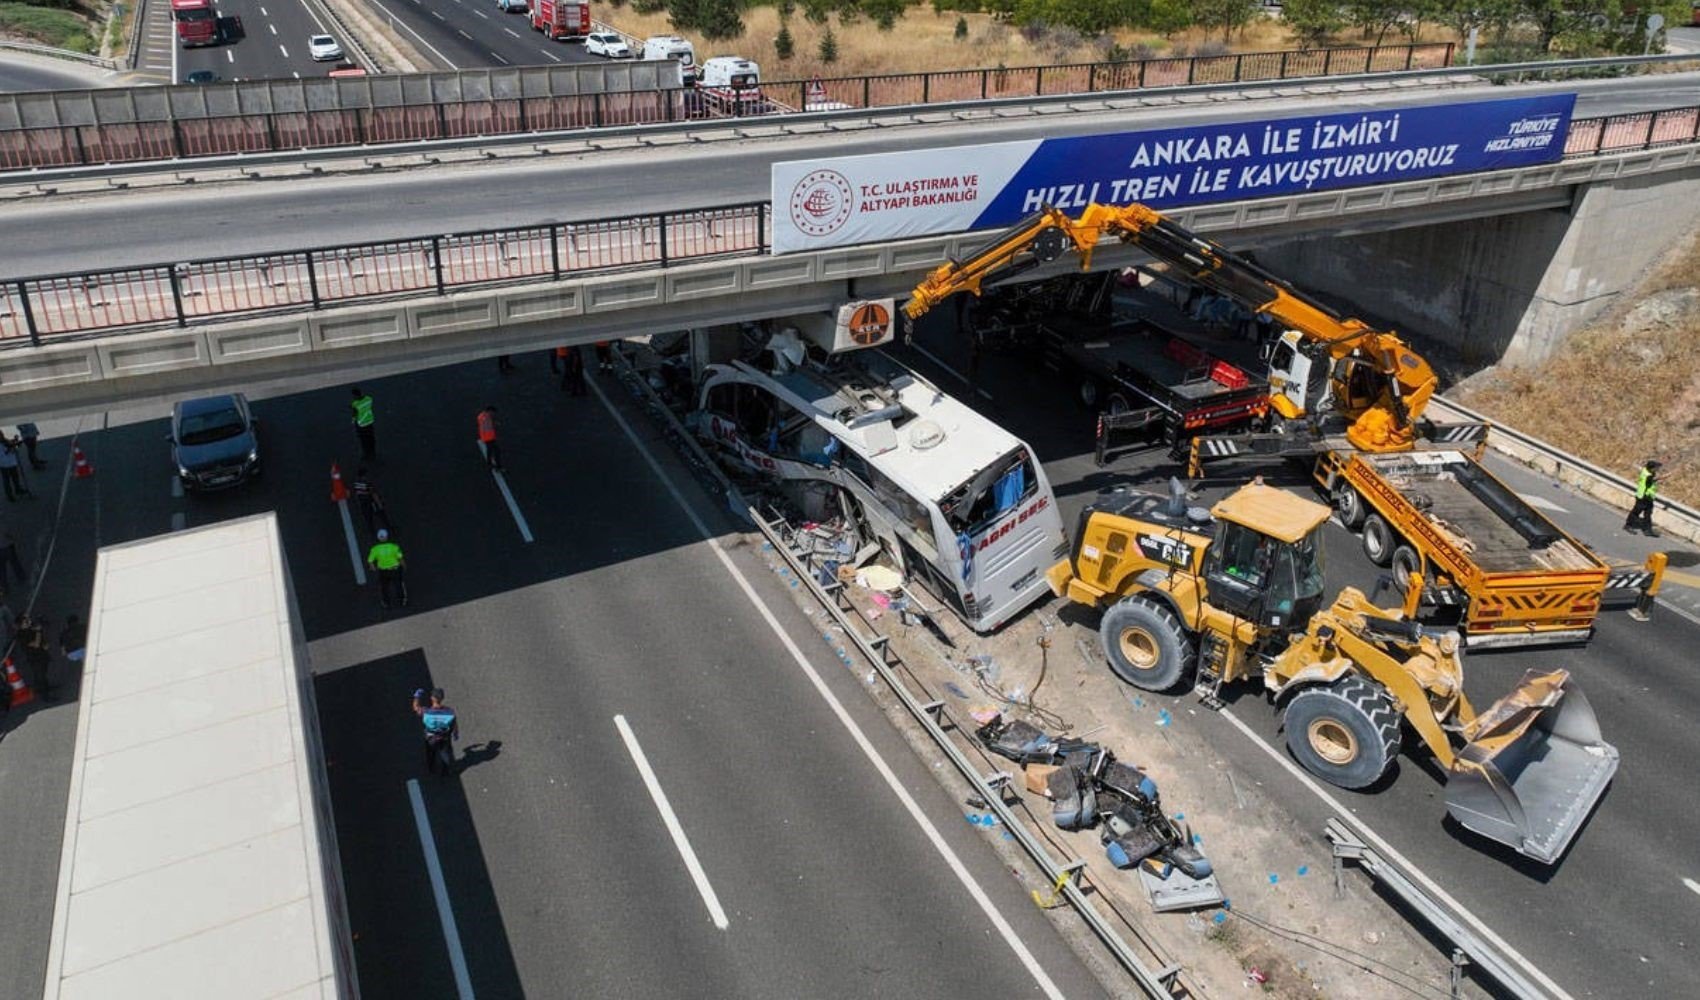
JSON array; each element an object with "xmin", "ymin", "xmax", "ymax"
[{"xmin": 957, "ymin": 465, "xmax": 1067, "ymax": 631}]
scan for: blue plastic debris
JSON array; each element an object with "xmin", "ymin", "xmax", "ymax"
[
  {"xmin": 1172, "ymin": 813, "xmax": 1184, "ymax": 821},
  {"xmin": 1191, "ymin": 833, "xmax": 1202, "ymax": 845},
  {"xmin": 1213, "ymin": 912, "xmax": 1227, "ymax": 925},
  {"xmin": 1296, "ymin": 865, "xmax": 1309, "ymax": 877},
  {"xmin": 944, "ymin": 682, "xmax": 971, "ymax": 699},
  {"xmin": 1268, "ymin": 873, "xmax": 1280, "ymax": 885},
  {"xmin": 1155, "ymin": 709, "xmax": 1172, "ymax": 728}
]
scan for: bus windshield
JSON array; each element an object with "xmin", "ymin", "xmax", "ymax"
[{"xmin": 941, "ymin": 448, "xmax": 1036, "ymax": 535}]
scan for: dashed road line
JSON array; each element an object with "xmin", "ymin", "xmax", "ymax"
[
  {"xmin": 458, "ymin": 28, "xmax": 473, "ymax": 39},
  {"xmin": 539, "ymin": 49, "xmax": 560, "ymax": 61},
  {"xmin": 278, "ymin": 44, "xmax": 289, "ymax": 58},
  {"xmin": 614, "ymin": 715, "xmax": 730, "ymax": 931},
  {"xmin": 1684, "ymin": 877, "xmax": 1700, "ymax": 899},
  {"xmin": 474, "ymin": 8, "xmax": 487, "ymax": 16},
  {"xmin": 368, "ymin": 0, "xmax": 459, "ymax": 68},
  {"xmin": 407, "ymin": 780, "xmax": 477, "ymax": 1000},
  {"xmin": 226, "ymin": 49, "xmax": 234, "ymax": 62},
  {"xmin": 477, "ymin": 443, "xmax": 533, "ymax": 543},
  {"xmin": 503, "ymin": 26, "xmax": 519, "ymax": 37},
  {"xmin": 490, "ymin": 52, "xmax": 508, "ymax": 64},
  {"xmin": 337, "ymin": 498, "xmax": 368, "ymax": 585},
  {"xmin": 589, "ymin": 373, "xmax": 1067, "ymax": 999},
  {"xmin": 269, "ymin": 24, "xmax": 276, "ymax": 34}
]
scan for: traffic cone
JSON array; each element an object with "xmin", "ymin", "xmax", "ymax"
[
  {"xmin": 329, "ymin": 462, "xmax": 348, "ymax": 503},
  {"xmin": 3, "ymin": 657, "xmax": 34, "ymax": 708},
  {"xmin": 71, "ymin": 445, "xmax": 94, "ymax": 478}
]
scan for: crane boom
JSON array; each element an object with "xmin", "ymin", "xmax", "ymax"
[{"xmin": 903, "ymin": 201, "xmax": 1440, "ymax": 452}]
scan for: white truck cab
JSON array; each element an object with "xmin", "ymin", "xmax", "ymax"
[{"xmin": 642, "ymin": 35, "xmax": 696, "ymax": 81}]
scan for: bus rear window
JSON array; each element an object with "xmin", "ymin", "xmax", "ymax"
[{"xmin": 942, "ymin": 448, "xmax": 1036, "ymax": 535}]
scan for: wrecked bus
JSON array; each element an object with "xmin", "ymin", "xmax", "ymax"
[{"xmin": 692, "ymin": 302, "xmax": 1067, "ymax": 632}]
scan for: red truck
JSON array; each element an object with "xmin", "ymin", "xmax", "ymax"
[
  {"xmin": 171, "ymin": 0, "xmax": 222, "ymax": 47},
  {"xmin": 531, "ymin": 0, "xmax": 590, "ymax": 40}
]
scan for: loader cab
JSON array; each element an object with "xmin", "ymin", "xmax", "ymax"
[{"xmin": 1202, "ymin": 484, "xmax": 1330, "ymax": 630}]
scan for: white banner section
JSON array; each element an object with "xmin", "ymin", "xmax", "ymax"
[{"xmin": 771, "ymin": 141, "xmax": 1039, "ymax": 254}]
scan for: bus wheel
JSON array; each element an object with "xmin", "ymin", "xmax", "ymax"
[{"xmin": 1100, "ymin": 597, "xmax": 1194, "ymax": 692}]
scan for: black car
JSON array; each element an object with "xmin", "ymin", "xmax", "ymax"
[
  {"xmin": 184, "ymin": 70, "xmax": 219, "ymax": 85},
  {"xmin": 170, "ymin": 394, "xmax": 260, "ymax": 491}
]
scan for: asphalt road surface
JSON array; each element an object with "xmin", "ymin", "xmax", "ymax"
[
  {"xmin": 367, "ymin": 0, "xmax": 608, "ymax": 71},
  {"xmin": 174, "ymin": 0, "xmax": 352, "ymax": 83},
  {"xmin": 2, "ymin": 72, "xmax": 1699, "ymax": 276},
  {"xmin": 889, "ymin": 290, "xmax": 1700, "ymax": 1000},
  {"xmin": 0, "ymin": 357, "xmax": 1113, "ymax": 999},
  {"xmin": 0, "ymin": 54, "xmax": 113, "ymax": 93}
]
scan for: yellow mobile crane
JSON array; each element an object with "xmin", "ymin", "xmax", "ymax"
[
  {"xmin": 906, "ymin": 202, "xmax": 1664, "ymax": 648},
  {"xmin": 905, "ymin": 201, "xmax": 1443, "ymax": 453}
]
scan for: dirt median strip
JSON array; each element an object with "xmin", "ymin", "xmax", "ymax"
[{"xmin": 318, "ymin": 0, "xmax": 429, "ymax": 73}]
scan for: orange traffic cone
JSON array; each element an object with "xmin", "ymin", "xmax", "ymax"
[
  {"xmin": 71, "ymin": 445, "xmax": 94, "ymax": 478},
  {"xmin": 330, "ymin": 462, "xmax": 348, "ymax": 503},
  {"xmin": 3, "ymin": 657, "xmax": 34, "ymax": 708}
]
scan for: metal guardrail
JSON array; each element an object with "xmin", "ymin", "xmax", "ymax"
[
  {"xmin": 1326, "ymin": 820, "xmax": 1555, "ymax": 999},
  {"xmin": 2, "ymin": 103, "xmax": 1692, "ymax": 346},
  {"xmin": 0, "ymin": 42, "xmax": 1452, "ymax": 171},
  {"xmin": 605, "ymin": 353, "xmax": 1183, "ymax": 997},
  {"xmin": 1429, "ymin": 395, "xmax": 1700, "ymax": 544},
  {"xmin": 0, "ymin": 39, "xmax": 117, "ymax": 71},
  {"xmin": 123, "ymin": 0, "xmax": 147, "ymax": 71}
]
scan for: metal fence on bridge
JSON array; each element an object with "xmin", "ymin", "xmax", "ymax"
[
  {"xmin": 0, "ymin": 43, "xmax": 1452, "ymax": 171},
  {"xmin": 3, "ymin": 103, "xmax": 1693, "ymax": 346}
]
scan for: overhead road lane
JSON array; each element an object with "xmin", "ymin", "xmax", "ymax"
[
  {"xmin": 373, "ymin": 0, "xmax": 604, "ymax": 71},
  {"xmin": 1, "ymin": 73, "xmax": 1697, "ymax": 277}
]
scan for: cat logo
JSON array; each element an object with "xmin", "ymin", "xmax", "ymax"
[{"xmin": 848, "ymin": 301, "xmax": 891, "ymax": 346}]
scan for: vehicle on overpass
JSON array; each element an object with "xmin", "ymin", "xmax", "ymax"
[
  {"xmin": 170, "ymin": 392, "xmax": 261, "ymax": 491},
  {"xmin": 170, "ymin": 0, "xmax": 224, "ymax": 47},
  {"xmin": 585, "ymin": 31, "xmax": 633, "ymax": 58},
  {"xmin": 43, "ymin": 514, "xmax": 358, "ymax": 997},
  {"xmin": 641, "ymin": 34, "xmax": 697, "ymax": 82},
  {"xmin": 308, "ymin": 33, "xmax": 344, "ymax": 62},
  {"xmin": 1045, "ymin": 479, "xmax": 1619, "ymax": 864},
  {"xmin": 904, "ymin": 201, "xmax": 1661, "ymax": 648},
  {"xmin": 687, "ymin": 303, "xmax": 1067, "ymax": 633},
  {"xmin": 531, "ymin": 0, "xmax": 590, "ymax": 41},
  {"xmin": 698, "ymin": 56, "xmax": 763, "ymax": 113}
]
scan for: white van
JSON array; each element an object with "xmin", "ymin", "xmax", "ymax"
[
  {"xmin": 642, "ymin": 35, "xmax": 696, "ymax": 82},
  {"xmin": 697, "ymin": 55, "xmax": 762, "ymax": 109}
]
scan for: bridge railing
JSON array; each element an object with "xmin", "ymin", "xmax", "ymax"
[
  {"xmin": 4, "ymin": 103, "xmax": 1695, "ymax": 345},
  {"xmin": 0, "ymin": 43, "xmax": 1452, "ymax": 172}
]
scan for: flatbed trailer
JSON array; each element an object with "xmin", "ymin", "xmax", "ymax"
[
  {"xmin": 1318, "ymin": 448, "xmax": 1612, "ymax": 648},
  {"xmin": 1037, "ymin": 317, "xmax": 1270, "ymax": 462}
]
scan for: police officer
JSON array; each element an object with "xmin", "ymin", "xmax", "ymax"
[
  {"xmin": 350, "ymin": 386, "xmax": 377, "ymax": 462},
  {"xmin": 366, "ymin": 529, "xmax": 408, "ymax": 608},
  {"xmin": 1624, "ymin": 459, "xmax": 1663, "ymax": 537}
]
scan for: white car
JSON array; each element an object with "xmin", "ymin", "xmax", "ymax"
[
  {"xmin": 495, "ymin": 0, "xmax": 527, "ymax": 11},
  {"xmin": 307, "ymin": 34, "xmax": 343, "ymax": 61},
  {"xmin": 585, "ymin": 32, "xmax": 632, "ymax": 59}
]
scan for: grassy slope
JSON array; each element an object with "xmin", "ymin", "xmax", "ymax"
[
  {"xmin": 0, "ymin": 1, "xmax": 97, "ymax": 52},
  {"xmin": 1454, "ymin": 229, "xmax": 1700, "ymax": 506}
]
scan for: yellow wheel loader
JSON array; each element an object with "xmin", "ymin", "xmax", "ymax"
[{"xmin": 1045, "ymin": 480, "xmax": 1618, "ymax": 864}]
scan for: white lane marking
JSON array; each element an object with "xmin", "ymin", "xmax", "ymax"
[
  {"xmin": 589, "ymin": 376, "xmax": 1066, "ymax": 999},
  {"xmin": 613, "ymin": 715, "xmax": 730, "ymax": 931},
  {"xmin": 170, "ymin": 512, "xmax": 186, "ymax": 532},
  {"xmin": 458, "ymin": 28, "xmax": 473, "ymax": 39},
  {"xmin": 293, "ymin": 0, "xmax": 330, "ymax": 33},
  {"xmin": 278, "ymin": 44, "xmax": 289, "ymax": 58},
  {"xmin": 1684, "ymin": 877, "xmax": 1700, "ymax": 898},
  {"xmin": 539, "ymin": 49, "xmax": 560, "ymax": 62},
  {"xmin": 904, "ymin": 343, "xmax": 994, "ymax": 402},
  {"xmin": 170, "ymin": 476, "xmax": 183, "ymax": 499},
  {"xmin": 407, "ymin": 780, "xmax": 477, "ymax": 1000},
  {"xmin": 503, "ymin": 26, "xmax": 520, "ymax": 37},
  {"xmin": 1217, "ymin": 707, "xmax": 1576, "ymax": 1000},
  {"xmin": 225, "ymin": 49, "xmax": 234, "ymax": 62},
  {"xmin": 474, "ymin": 8, "xmax": 487, "ymax": 15},
  {"xmin": 338, "ymin": 498, "xmax": 369, "ymax": 585},
  {"xmin": 292, "ymin": 71, "xmax": 300, "ymax": 79},
  {"xmin": 431, "ymin": 9, "xmax": 445, "ymax": 18},
  {"xmin": 490, "ymin": 52, "xmax": 508, "ymax": 64},
  {"xmin": 477, "ymin": 442, "xmax": 534, "ymax": 543},
  {"xmin": 368, "ymin": 0, "xmax": 460, "ymax": 68},
  {"xmin": 259, "ymin": 5, "xmax": 267, "ymax": 13},
  {"xmin": 268, "ymin": 24, "xmax": 277, "ymax": 34},
  {"xmin": 1517, "ymin": 492, "xmax": 1569, "ymax": 514}
]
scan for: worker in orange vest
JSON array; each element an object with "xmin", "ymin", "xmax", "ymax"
[
  {"xmin": 594, "ymin": 340, "xmax": 614, "ymax": 373},
  {"xmin": 476, "ymin": 405, "xmax": 502, "ymax": 470},
  {"xmin": 555, "ymin": 346, "xmax": 587, "ymax": 396}
]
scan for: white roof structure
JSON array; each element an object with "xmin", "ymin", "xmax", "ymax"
[
  {"xmin": 44, "ymin": 514, "xmax": 353, "ymax": 1000},
  {"xmin": 752, "ymin": 357, "xmax": 1023, "ymax": 504}
]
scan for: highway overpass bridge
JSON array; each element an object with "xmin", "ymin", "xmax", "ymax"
[{"xmin": 3, "ymin": 69, "xmax": 1700, "ymax": 419}]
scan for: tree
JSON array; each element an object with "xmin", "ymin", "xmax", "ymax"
[
  {"xmin": 1345, "ymin": 0, "xmax": 1407, "ymax": 45},
  {"xmin": 1192, "ymin": 0, "xmax": 1258, "ymax": 42},
  {"xmin": 1138, "ymin": 0, "xmax": 1193, "ymax": 35},
  {"xmin": 802, "ymin": 0, "xmax": 834, "ymax": 24},
  {"xmin": 866, "ymin": 0, "xmax": 908, "ymax": 30},
  {"xmin": 776, "ymin": 21, "xmax": 796, "ymax": 58},
  {"xmin": 692, "ymin": 0, "xmax": 747, "ymax": 38},
  {"xmin": 955, "ymin": 13, "xmax": 969, "ymax": 36},
  {"xmin": 1048, "ymin": 0, "xmax": 1130, "ymax": 34},
  {"xmin": 820, "ymin": 25, "xmax": 840, "ymax": 61},
  {"xmin": 1284, "ymin": 0, "xmax": 1346, "ymax": 47}
]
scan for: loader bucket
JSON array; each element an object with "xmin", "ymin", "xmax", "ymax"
[{"xmin": 1443, "ymin": 669, "xmax": 1619, "ymax": 865}]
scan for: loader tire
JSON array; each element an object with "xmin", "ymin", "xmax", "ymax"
[
  {"xmin": 1100, "ymin": 597, "xmax": 1195, "ymax": 693},
  {"xmin": 1360, "ymin": 514, "xmax": 1395, "ymax": 567},
  {"xmin": 1334, "ymin": 487, "xmax": 1367, "ymax": 529},
  {"xmin": 1284, "ymin": 677, "xmax": 1402, "ymax": 790}
]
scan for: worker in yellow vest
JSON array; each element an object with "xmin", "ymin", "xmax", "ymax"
[
  {"xmin": 350, "ymin": 386, "xmax": 377, "ymax": 462},
  {"xmin": 1624, "ymin": 459, "xmax": 1662, "ymax": 537},
  {"xmin": 366, "ymin": 529, "xmax": 408, "ymax": 608}
]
